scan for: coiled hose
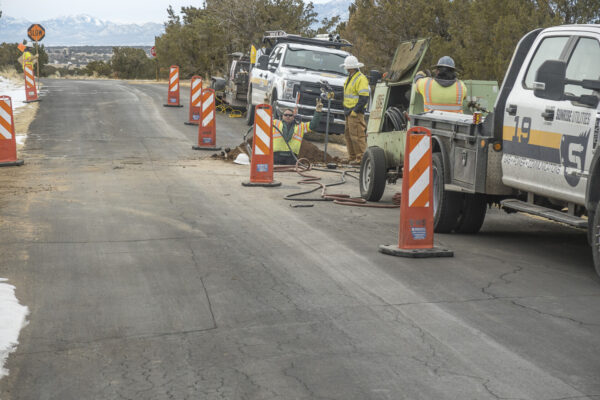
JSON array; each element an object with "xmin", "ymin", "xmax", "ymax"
[{"xmin": 383, "ymin": 106, "xmax": 407, "ymax": 132}]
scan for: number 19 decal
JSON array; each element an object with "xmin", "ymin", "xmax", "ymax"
[{"xmin": 512, "ymin": 116, "xmax": 532, "ymax": 144}]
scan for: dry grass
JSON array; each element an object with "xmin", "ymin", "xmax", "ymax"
[
  {"xmin": 126, "ymin": 79, "xmax": 192, "ymax": 87},
  {"xmin": 53, "ymin": 73, "xmax": 110, "ymax": 80},
  {"xmin": 0, "ymin": 66, "xmax": 23, "ymax": 84}
]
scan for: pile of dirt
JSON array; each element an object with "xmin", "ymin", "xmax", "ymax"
[
  {"xmin": 298, "ymin": 140, "xmax": 340, "ymax": 163},
  {"xmin": 211, "ymin": 139, "xmax": 341, "ymax": 164}
]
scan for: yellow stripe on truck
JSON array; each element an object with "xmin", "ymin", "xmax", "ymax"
[{"xmin": 502, "ymin": 126, "xmax": 562, "ymax": 149}]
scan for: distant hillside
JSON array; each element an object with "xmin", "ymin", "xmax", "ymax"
[
  {"xmin": 0, "ymin": 15, "xmax": 164, "ymax": 46},
  {"xmin": 313, "ymin": 0, "xmax": 352, "ymax": 23},
  {"xmin": 0, "ymin": 1, "xmax": 353, "ymax": 46}
]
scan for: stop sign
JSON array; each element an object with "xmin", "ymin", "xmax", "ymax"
[{"xmin": 150, "ymin": 46, "xmax": 156, "ymax": 57}]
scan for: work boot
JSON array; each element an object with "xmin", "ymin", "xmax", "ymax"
[{"xmin": 349, "ymin": 159, "xmax": 361, "ymax": 166}]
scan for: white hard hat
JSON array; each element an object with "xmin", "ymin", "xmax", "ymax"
[
  {"xmin": 233, "ymin": 153, "xmax": 250, "ymax": 165},
  {"xmin": 340, "ymin": 55, "xmax": 364, "ymax": 70}
]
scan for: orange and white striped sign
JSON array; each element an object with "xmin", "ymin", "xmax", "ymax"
[
  {"xmin": 186, "ymin": 75, "xmax": 202, "ymax": 124},
  {"xmin": 24, "ymin": 62, "xmax": 38, "ymax": 102},
  {"xmin": 407, "ymin": 133, "xmax": 431, "ymax": 208},
  {"xmin": 201, "ymin": 89, "xmax": 214, "ymax": 129},
  {"xmin": 249, "ymin": 104, "xmax": 274, "ymax": 182},
  {"xmin": 192, "ymin": 88, "xmax": 218, "ymax": 150},
  {"xmin": 398, "ymin": 126, "xmax": 434, "ymax": 249},
  {"xmin": 0, "ymin": 96, "xmax": 22, "ymax": 165},
  {"xmin": 166, "ymin": 65, "xmax": 181, "ymax": 106}
]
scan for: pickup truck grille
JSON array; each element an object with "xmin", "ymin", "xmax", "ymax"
[{"xmin": 298, "ymin": 82, "xmax": 344, "ymax": 111}]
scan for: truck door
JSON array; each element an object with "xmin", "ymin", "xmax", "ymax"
[
  {"xmin": 502, "ymin": 33, "xmax": 600, "ymax": 204},
  {"xmin": 251, "ymin": 46, "xmax": 282, "ymax": 105}
]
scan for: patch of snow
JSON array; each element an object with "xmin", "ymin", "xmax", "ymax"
[
  {"xmin": 0, "ymin": 77, "xmax": 28, "ymax": 112},
  {"xmin": 0, "ymin": 279, "xmax": 29, "ymax": 380}
]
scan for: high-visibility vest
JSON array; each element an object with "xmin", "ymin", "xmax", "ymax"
[
  {"xmin": 416, "ymin": 77, "xmax": 467, "ymax": 113},
  {"xmin": 272, "ymin": 120, "xmax": 307, "ymax": 154},
  {"xmin": 343, "ymin": 71, "xmax": 369, "ymax": 109}
]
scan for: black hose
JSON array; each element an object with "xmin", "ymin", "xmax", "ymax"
[
  {"xmin": 284, "ymin": 167, "xmax": 350, "ymax": 201},
  {"xmin": 383, "ymin": 106, "xmax": 406, "ymax": 131}
]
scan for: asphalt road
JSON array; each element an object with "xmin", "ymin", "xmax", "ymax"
[{"xmin": 0, "ymin": 79, "xmax": 599, "ymax": 400}]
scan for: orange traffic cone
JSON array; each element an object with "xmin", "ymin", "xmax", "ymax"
[
  {"xmin": 184, "ymin": 75, "xmax": 202, "ymax": 125},
  {"xmin": 192, "ymin": 88, "xmax": 220, "ymax": 150},
  {"xmin": 164, "ymin": 65, "xmax": 183, "ymax": 107},
  {"xmin": 379, "ymin": 126, "xmax": 452, "ymax": 257},
  {"xmin": 242, "ymin": 104, "xmax": 281, "ymax": 187},
  {"xmin": 0, "ymin": 96, "xmax": 24, "ymax": 167},
  {"xmin": 23, "ymin": 63, "xmax": 40, "ymax": 103}
]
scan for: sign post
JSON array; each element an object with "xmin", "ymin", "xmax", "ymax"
[
  {"xmin": 27, "ymin": 24, "xmax": 45, "ymax": 91},
  {"xmin": 150, "ymin": 46, "xmax": 158, "ymax": 82}
]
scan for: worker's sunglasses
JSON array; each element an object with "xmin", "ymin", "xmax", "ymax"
[{"xmin": 282, "ymin": 113, "xmax": 294, "ymax": 117}]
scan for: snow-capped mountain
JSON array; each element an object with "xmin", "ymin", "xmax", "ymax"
[
  {"xmin": 0, "ymin": 15, "xmax": 164, "ymax": 46},
  {"xmin": 0, "ymin": 1, "xmax": 352, "ymax": 46},
  {"xmin": 313, "ymin": 0, "xmax": 352, "ymax": 23}
]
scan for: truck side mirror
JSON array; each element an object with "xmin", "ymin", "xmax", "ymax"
[
  {"xmin": 257, "ymin": 55, "xmax": 269, "ymax": 70},
  {"xmin": 575, "ymin": 94, "xmax": 599, "ymax": 108},
  {"xmin": 534, "ymin": 59, "xmax": 566, "ymax": 101},
  {"xmin": 369, "ymin": 70, "xmax": 382, "ymax": 85}
]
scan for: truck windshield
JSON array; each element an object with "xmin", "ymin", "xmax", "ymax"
[{"xmin": 283, "ymin": 48, "xmax": 347, "ymax": 75}]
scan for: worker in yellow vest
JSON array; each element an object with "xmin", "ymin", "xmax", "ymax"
[
  {"xmin": 415, "ymin": 56, "xmax": 467, "ymax": 113},
  {"xmin": 341, "ymin": 55, "xmax": 369, "ymax": 165},
  {"xmin": 272, "ymin": 99, "xmax": 323, "ymax": 165},
  {"xmin": 19, "ymin": 50, "xmax": 38, "ymax": 69}
]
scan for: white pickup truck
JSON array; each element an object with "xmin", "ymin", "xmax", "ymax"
[
  {"xmin": 246, "ymin": 31, "xmax": 352, "ymax": 134},
  {"xmin": 409, "ymin": 25, "xmax": 600, "ymax": 276}
]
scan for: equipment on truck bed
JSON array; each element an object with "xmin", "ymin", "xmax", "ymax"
[{"xmin": 261, "ymin": 31, "xmax": 352, "ymax": 54}]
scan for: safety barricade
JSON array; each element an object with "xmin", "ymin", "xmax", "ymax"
[
  {"xmin": 23, "ymin": 63, "xmax": 39, "ymax": 103},
  {"xmin": 164, "ymin": 65, "xmax": 183, "ymax": 107},
  {"xmin": 379, "ymin": 126, "xmax": 452, "ymax": 258},
  {"xmin": 0, "ymin": 96, "xmax": 24, "ymax": 167},
  {"xmin": 192, "ymin": 88, "xmax": 220, "ymax": 150},
  {"xmin": 184, "ymin": 75, "xmax": 202, "ymax": 125},
  {"xmin": 242, "ymin": 104, "xmax": 281, "ymax": 187}
]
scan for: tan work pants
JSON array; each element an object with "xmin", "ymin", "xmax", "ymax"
[{"xmin": 344, "ymin": 112, "xmax": 367, "ymax": 161}]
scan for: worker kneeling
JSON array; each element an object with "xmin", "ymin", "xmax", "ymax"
[{"xmin": 273, "ymin": 99, "xmax": 323, "ymax": 165}]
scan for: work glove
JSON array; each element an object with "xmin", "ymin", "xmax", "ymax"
[
  {"xmin": 350, "ymin": 110, "xmax": 358, "ymax": 117},
  {"xmin": 315, "ymin": 98, "xmax": 323, "ymax": 112}
]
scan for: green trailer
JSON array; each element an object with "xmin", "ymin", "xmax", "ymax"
[{"xmin": 359, "ymin": 38, "xmax": 499, "ymax": 201}]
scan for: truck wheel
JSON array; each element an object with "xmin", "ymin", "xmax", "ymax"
[
  {"xmin": 455, "ymin": 193, "xmax": 487, "ymax": 234},
  {"xmin": 432, "ymin": 152, "xmax": 462, "ymax": 233},
  {"xmin": 592, "ymin": 202, "xmax": 600, "ymax": 277},
  {"xmin": 246, "ymin": 87, "xmax": 255, "ymax": 126},
  {"xmin": 360, "ymin": 147, "xmax": 386, "ymax": 202}
]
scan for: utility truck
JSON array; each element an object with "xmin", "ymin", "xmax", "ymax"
[
  {"xmin": 246, "ymin": 31, "xmax": 352, "ymax": 134},
  {"xmin": 361, "ymin": 25, "xmax": 600, "ymax": 276},
  {"xmin": 210, "ymin": 52, "xmax": 251, "ymax": 109}
]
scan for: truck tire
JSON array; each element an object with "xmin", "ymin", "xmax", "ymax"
[
  {"xmin": 246, "ymin": 87, "xmax": 255, "ymax": 126},
  {"xmin": 360, "ymin": 147, "xmax": 386, "ymax": 202},
  {"xmin": 592, "ymin": 201, "xmax": 600, "ymax": 277},
  {"xmin": 455, "ymin": 193, "xmax": 487, "ymax": 234},
  {"xmin": 432, "ymin": 152, "xmax": 462, "ymax": 233}
]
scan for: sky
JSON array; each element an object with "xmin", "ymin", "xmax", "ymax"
[{"xmin": 0, "ymin": 0, "xmax": 333, "ymax": 24}]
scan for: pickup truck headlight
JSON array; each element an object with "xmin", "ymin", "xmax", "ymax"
[{"xmin": 282, "ymin": 80, "xmax": 300, "ymax": 101}]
